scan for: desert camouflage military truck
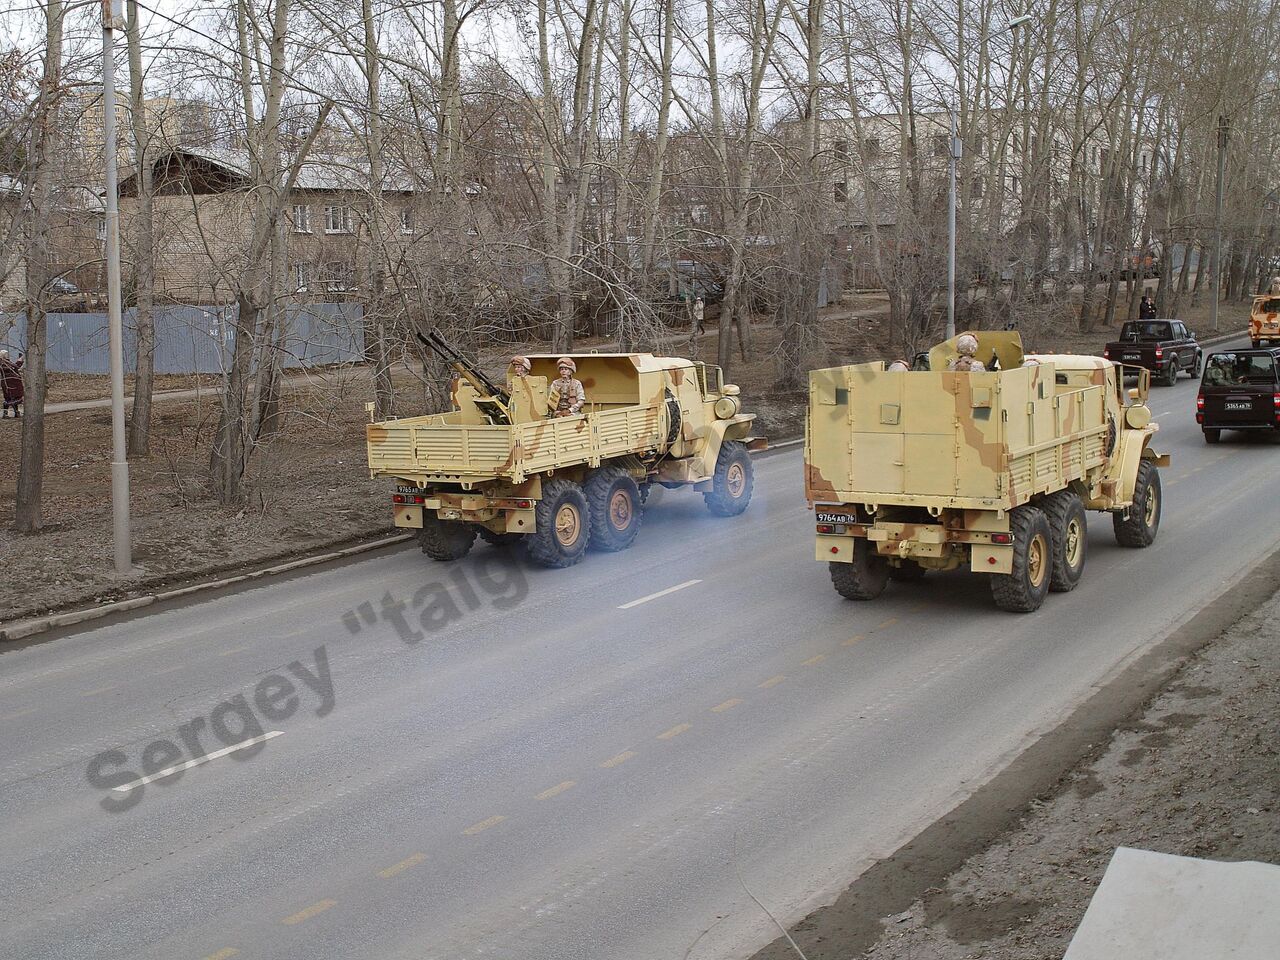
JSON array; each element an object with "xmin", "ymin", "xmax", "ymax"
[
  {"xmin": 805, "ymin": 331, "xmax": 1168, "ymax": 612},
  {"xmin": 366, "ymin": 346, "xmax": 763, "ymax": 568},
  {"xmin": 1249, "ymin": 277, "xmax": 1280, "ymax": 348}
]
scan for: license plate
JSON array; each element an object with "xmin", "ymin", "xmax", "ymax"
[
  {"xmin": 1123, "ymin": 354, "xmax": 1141, "ymax": 361},
  {"xmin": 1225, "ymin": 401, "xmax": 1252, "ymax": 411},
  {"xmin": 396, "ymin": 485, "xmax": 422, "ymax": 494},
  {"xmin": 816, "ymin": 512, "xmax": 851, "ymax": 523}
]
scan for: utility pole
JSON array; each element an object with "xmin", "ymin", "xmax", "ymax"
[
  {"xmin": 1211, "ymin": 114, "xmax": 1229, "ymax": 333},
  {"xmin": 102, "ymin": 0, "xmax": 133, "ymax": 575}
]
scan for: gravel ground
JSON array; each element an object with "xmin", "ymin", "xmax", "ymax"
[{"xmin": 855, "ymin": 589, "xmax": 1280, "ymax": 960}]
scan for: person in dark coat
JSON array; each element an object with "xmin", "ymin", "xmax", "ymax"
[
  {"xmin": 1139, "ymin": 295, "xmax": 1157, "ymax": 320},
  {"xmin": 0, "ymin": 349, "xmax": 23, "ymax": 418}
]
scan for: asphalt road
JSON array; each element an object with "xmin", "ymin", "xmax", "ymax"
[{"xmin": 3, "ymin": 347, "xmax": 1278, "ymax": 960}]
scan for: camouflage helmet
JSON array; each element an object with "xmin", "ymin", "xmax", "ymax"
[
  {"xmin": 886, "ymin": 359, "xmax": 910, "ymax": 372},
  {"xmin": 956, "ymin": 333, "xmax": 979, "ymax": 356},
  {"xmin": 510, "ymin": 355, "xmax": 531, "ymax": 374},
  {"xmin": 556, "ymin": 356, "xmax": 577, "ymax": 373}
]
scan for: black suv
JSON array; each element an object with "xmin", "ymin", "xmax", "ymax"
[{"xmin": 1196, "ymin": 348, "xmax": 1280, "ymax": 443}]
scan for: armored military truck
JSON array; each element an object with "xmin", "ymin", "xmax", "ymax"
[
  {"xmin": 366, "ymin": 343, "xmax": 763, "ymax": 568},
  {"xmin": 805, "ymin": 332, "xmax": 1168, "ymax": 613}
]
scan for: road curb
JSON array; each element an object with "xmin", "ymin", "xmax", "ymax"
[
  {"xmin": 1199, "ymin": 328, "xmax": 1249, "ymax": 348},
  {"xmin": 0, "ymin": 534, "xmax": 414, "ymax": 643}
]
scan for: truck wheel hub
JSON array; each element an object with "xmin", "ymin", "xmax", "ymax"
[
  {"xmin": 555, "ymin": 504, "xmax": 581, "ymax": 546},
  {"xmin": 1065, "ymin": 518, "xmax": 1083, "ymax": 566},
  {"xmin": 1028, "ymin": 534, "xmax": 1047, "ymax": 587},
  {"xmin": 609, "ymin": 490, "xmax": 632, "ymax": 530},
  {"xmin": 726, "ymin": 463, "xmax": 745, "ymax": 497}
]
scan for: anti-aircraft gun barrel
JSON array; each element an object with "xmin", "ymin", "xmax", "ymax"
[{"xmin": 416, "ymin": 329, "xmax": 511, "ymax": 425}]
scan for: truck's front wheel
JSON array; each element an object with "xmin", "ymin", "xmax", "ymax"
[
  {"xmin": 829, "ymin": 540, "xmax": 888, "ymax": 601},
  {"xmin": 991, "ymin": 506, "xmax": 1052, "ymax": 613},
  {"xmin": 527, "ymin": 479, "xmax": 591, "ymax": 568},
  {"xmin": 1113, "ymin": 460, "xmax": 1161, "ymax": 548},
  {"xmin": 419, "ymin": 517, "xmax": 477, "ymax": 561},
  {"xmin": 704, "ymin": 441, "xmax": 754, "ymax": 517},
  {"xmin": 586, "ymin": 468, "xmax": 643, "ymax": 552}
]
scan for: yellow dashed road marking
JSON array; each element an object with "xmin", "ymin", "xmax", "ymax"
[
  {"xmin": 758, "ymin": 675, "xmax": 786, "ymax": 689},
  {"xmin": 801, "ymin": 653, "xmax": 827, "ymax": 667},
  {"xmin": 842, "ymin": 634, "xmax": 866, "ymax": 647},
  {"xmin": 657, "ymin": 723, "xmax": 692, "ymax": 740},
  {"xmin": 82, "ymin": 685, "xmax": 117, "ymax": 697},
  {"xmin": 201, "ymin": 950, "xmax": 239, "ymax": 960},
  {"xmin": 711, "ymin": 698, "xmax": 743, "ymax": 713},
  {"xmin": 218, "ymin": 645, "xmax": 251, "ymax": 657},
  {"xmin": 463, "ymin": 815, "xmax": 507, "ymax": 836},
  {"xmin": 535, "ymin": 780, "xmax": 577, "ymax": 800},
  {"xmin": 876, "ymin": 617, "xmax": 899, "ymax": 630},
  {"xmin": 151, "ymin": 664, "xmax": 185, "ymax": 677},
  {"xmin": 281, "ymin": 899, "xmax": 336, "ymax": 926},
  {"xmin": 599, "ymin": 750, "xmax": 636, "ymax": 769},
  {"xmin": 377, "ymin": 852, "xmax": 426, "ymax": 879}
]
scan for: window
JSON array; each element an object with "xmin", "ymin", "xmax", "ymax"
[
  {"xmin": 932, "ymin": 133, "xmax": 950, "ymax": 157},
  {"xmin": 324, "ymin": 204, "xmax": 352, "ymax": 234},
  {"xmin": 971, "ymin": 178, "xmax": 984, "ymax": 200},
  {"xmin": 399, "ymin": 207, "xmax": 415, "ymax": 234},
  {"xmin": 833, "ymin": 139, "xmax": 850, "ymax": 162},
  {"xmin": 834, "ymin": 181, "xmax": 848, "ymax": 203},
  {"xmin": 292, "ymin": 204, "xmax": 311, "ymax": 233},
  {"xmin": 96, "ymin": 217, "xmax": 106, "ymax": 242},
  {"xmin": 691, "ymin": 203, "xmax": 709, "ymax": 225},
  {"xmin": 863, "ymin": 137, "xmax": 881, "ymax": 157},
  {"xmin": 321, "ymin": 261, "xmax": 355, "ymax": 291},
  {"xmin": 294, "ymin": 262, "xmax": 312, "ymax": 292}
]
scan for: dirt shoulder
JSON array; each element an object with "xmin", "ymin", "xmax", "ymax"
[{"xmin": 751, "ymin": 551, "xmax": 1280, "ymax": 960}]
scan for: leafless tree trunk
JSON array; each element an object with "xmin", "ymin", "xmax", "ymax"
[{"xmin": 125, "ymin": 0, "xmax": 156, "ymax": 457}]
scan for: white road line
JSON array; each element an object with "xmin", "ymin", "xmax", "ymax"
[
  {"xmin": 618, "ymin": 579, "xmax": 703, "ymax": 610},
  {"xmin": 111, "ymin": 731, "xmax": 284, "ymax": 791}
]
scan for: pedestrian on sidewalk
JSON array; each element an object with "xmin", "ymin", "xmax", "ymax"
[{"xmin": 0, "ymin": 349, "xmax": 22, "ymax": 418}]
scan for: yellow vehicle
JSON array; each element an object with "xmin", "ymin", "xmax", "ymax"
[
  {"xmin": 1249, "ymin": 277, "xmax": 1280, "ymax": 348},
  {"xmin": 367, "ymin": 350, "xmax": 763, "ymax": 568},
  {"xmin": 805, "ymin": 332, "xmax": 1168, "ymax": 612}
]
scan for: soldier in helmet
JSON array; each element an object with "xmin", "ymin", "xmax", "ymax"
[
  {"xmin": 548, "ymin": 356, "xmax": 586, "ymax": 417},
  {"xmin": 509, "ymin": 355, "xmax": 532, "ymax": 381},
  {"xmin": 946, "ymin": 332, "xmax": 986, "ymax": 372},
  {"xmin": 886, "ymin": 358, "xmax": 911, "ymax": 372}
]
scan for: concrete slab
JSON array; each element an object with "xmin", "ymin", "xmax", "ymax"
[{"xmin": 1064, "ymin": 846, "xmax": 1280, "ymax": 959}]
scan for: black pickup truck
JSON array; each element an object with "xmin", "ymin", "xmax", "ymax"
[
  {"xmin": 1196, "ymin": 348, "xmax": 1280, "ymax": 443},
  {"xmin": 1103, "ymin": 319, "xmax": 1202, "ymax": 386}
]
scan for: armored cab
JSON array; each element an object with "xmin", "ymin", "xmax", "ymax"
[
  {"xmin": 367, "ymin": 352, "xmax": 764, "ymax": 568},
  {"xmin": 805, "ymin": 332, "xmax": 1167, "ymax": 612},
  {"xmin": 1249, "ymin": 277, "xmax": 1280, "ymax": 348}
]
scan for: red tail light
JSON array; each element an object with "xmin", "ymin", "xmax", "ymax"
[
  {"xmin": 816, "ymin": 524, "xmax": 834, "ymax": 534},
  {"xmin": 392, "ymin": 494, "xmax": 406, "ymax": 504},
  {"xmin": 1102, "ymin": 348, "xmax": 1110, "ymax": 359},
  {"xmin": 991, "ymin": 533, "xmax": 1013, "ymax": 544},
  {"xmin": 514, "ymin": 499, "xmax": 532, "ymax": 509},
  {"xmin": 1196, "ymin": 395, "xmax": 1204, "ymax": 410},
  {"xmin": 412, "ymin": 495, "xmax": 425, "ymax": 504},
  {"xmin": 1154, "ymin": 348, "xmax": 1164, "ymax": 359},
  {"xmin": 1273, "ymin": 394, "xmax": 1280, "ymax": 408}
]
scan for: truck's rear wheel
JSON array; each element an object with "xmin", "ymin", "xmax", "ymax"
[
  {"xmin": 704, "ymin": 441, "xmax": 753, "ymax": 517},
  {"xmin": 829, "ymin": 540, "xmax": 888, "ymax": 601},
  {"xmin": 1041, "ymin": 491, "xmax": 1087, "ymax": 593},
  {"xmin": 1162, "ymin": 358, "xmax": 1179, "ymax": 386},
  {"xmin": 1113, "ymin": 460, "xmax": 1161, "ymax": 548},
  {"xmin": 1203, "ymin": 429, "xmax": 1221, "ymax": 444},
  {"xmin": 585, "ymin": 468, "xmax": 642, "ymax": 552},
  {"xmin": 991, "ymin": 506, "xmax": 1052, "ymax": 613},
  {"xmin": 527, "ymin": 479, "xmax": 591, "ymax": 568},
  {"xmin": 418, "ymin": 516, "xmax": 477, "ymax": 561}
]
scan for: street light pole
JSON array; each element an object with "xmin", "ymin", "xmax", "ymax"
[
  {"xmin": 1211, "ymin": 114, "xmax": 1229, "ymax": 334},
  {"xmin": 102, "ymin": 0, "xmax": 132, "ymax": 576},
  {"xmin": 946, "ymin": 105, "xmax": 959, "ymax": 340},
  {"xmin": 945, "ymin": 13, "xmax": 1033, "ymax": 341}
]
